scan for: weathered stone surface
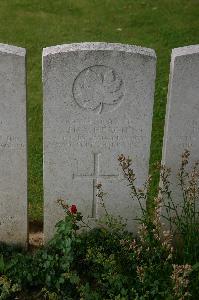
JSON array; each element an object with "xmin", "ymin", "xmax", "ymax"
[
  {"xmin": 0, "ymin": 44, "xmax": 27, "ymax": 245},
  {"xmin": 162, "ymin": 45, "xmax": 199, "ymax": 206},
  {"xmin": 43, "ymin": 42, "xmax": 156, "ymax": 241}
]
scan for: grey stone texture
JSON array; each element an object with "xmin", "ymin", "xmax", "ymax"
[
  {"xmin": 162, "ymin": 45, "xmax": 199, "ymax": 204},
  {"xmin": 0, "ymin": 44, "xmax": 27, "ymax": 246},
  {"xmin": 43, "ymin": 42, "xmax": 156, "ymax": 241}
]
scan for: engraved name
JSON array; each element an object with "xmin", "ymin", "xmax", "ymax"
[
  {"xmin": 47, "ymin": 125, "xmax": 145, "ymax": 150},
  {"xmin": 0, "ymin": 135, "xmax": 25, "ymax": 149}
]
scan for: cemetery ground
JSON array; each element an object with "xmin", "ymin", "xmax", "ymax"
[
  {"xmin": 0, "ymin": 0, "xmax": 199, "ymax": 299},
  {"xmin": 0, "ymin": 0, "xmax": 198, "ymax": 223}
]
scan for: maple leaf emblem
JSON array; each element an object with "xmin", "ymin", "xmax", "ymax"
[{"xmin": 73, "ymin": 65, "xmax": 124, "ymax": 113}]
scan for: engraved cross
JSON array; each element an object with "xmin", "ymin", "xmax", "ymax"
[{"xmin": 73, "ymin": 153, "xmax": 119, "ymax": 218}]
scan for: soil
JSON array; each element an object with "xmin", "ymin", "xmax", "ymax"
[{"xmin": 28, "ymin": 221, "xmax": 43, "ymax": 250}]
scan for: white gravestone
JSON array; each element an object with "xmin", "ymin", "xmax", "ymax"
[
  {"xmin": 162, "ymin": 45, "xmax": 199, "ymax": 209},
  {"xmin": 0, "ymin": 44, "xmax": 27, "ymax": 246},
  {"xmin": 43, "ymin": 43, "xmax": 156, "ymax": 241}
]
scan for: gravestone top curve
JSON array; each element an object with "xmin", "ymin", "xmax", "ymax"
[
  {"xmin": 43, "ymin": 42, "xmax": 156, "ymax": 58},
  {"xmin": 172, "ymin": 44, "xmax": 199, "ymax": 57},
  {"xmin": 0, "ymin": 43, "xmax": 26, "ymax": 56}
]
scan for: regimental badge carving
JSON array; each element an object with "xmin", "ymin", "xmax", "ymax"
[{"xmin": 72, "ymin": 65, "xmax": 125, "ymax": 113}]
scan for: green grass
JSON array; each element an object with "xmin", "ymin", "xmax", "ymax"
[{"xmin": 0, "ymin": 0, "xmax": 198, "ymax": 222}]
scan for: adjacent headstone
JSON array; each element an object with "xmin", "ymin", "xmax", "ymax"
[
  {"xmin": 0, "ymin": 44, "xmax": 27, "ymax": 246},
  {"xmin": 162, "ymin": 45, "xmax": 199, "ymax": 192},
  {"xmin": 43, "ymin": 42, "xmax": 156, "ymax": 241}
]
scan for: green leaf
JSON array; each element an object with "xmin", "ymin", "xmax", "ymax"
[
  {"xmin": 192, "ymin": 262, "xmax": 199, "ymax": 271},
  {"xmin": 0, "ymin": 254, "xmax": 5, "ymax": 273}
]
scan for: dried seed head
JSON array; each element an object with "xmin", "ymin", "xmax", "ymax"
[
  {"xmin": 96, "ymin": 183, "xmax": 102, "ymax": 189},
  {"xmin": 118, "ymin": 154, "xmax": 125, "ymax": 162}
]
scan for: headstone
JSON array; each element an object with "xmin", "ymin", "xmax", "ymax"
[
  {"xmin": 0, "ymin": 44, "xmax": 27, "ymax": 246},
  {"xmin": 43, "ymin": 42, "xmax": 156, "ymax": 241},
  {"xmin": 162, "ymin": 45, "xmax": 199, "ymax": 209}
]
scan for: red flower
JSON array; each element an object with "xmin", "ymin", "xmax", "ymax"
[{"xmin": 70, "ymin": 204, "xmax": 77, "ymax": 214}]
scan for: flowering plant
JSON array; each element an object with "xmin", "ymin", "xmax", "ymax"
[
  {"xmin": 0, "ymin": 151, "xmax": 198, "ymax": 299},
  {"xmin": 69, "ymin": 204, "xmax": 77, "ymax": 214}
]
